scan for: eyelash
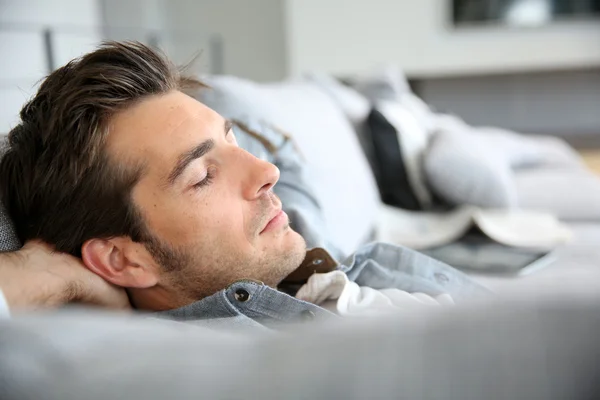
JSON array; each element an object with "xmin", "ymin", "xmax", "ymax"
[
  {"xmin": 193, "ymin": 168, "xmax": 215, "ymax": 189},
  {"xmin": 192, "ymin": 128, "xmax": 232, "ymax": 190}
]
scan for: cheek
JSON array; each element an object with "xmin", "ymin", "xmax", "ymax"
[
  {"xmin": 149, "ymin": 190, "xmax": 250, "ymax": 247},
  {"xmin": 195, "ymin": 194, "xmax": 248, "ymax": 238}
]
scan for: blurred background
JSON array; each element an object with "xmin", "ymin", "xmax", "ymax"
[{"xmin": 1, "ymin": 0, "xmax": 599, "ymax": 152}]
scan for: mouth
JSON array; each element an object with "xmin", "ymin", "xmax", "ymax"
[{"xmin": 260, "ymin": 208, "xmax": 288, "ymax": 234}]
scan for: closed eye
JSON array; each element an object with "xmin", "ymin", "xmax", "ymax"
[{"xmin": 193, "ymin": 167, "xmax": 216, "ymax": 189}]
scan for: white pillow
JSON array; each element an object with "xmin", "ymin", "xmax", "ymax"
[
  {"xmin": 374, "ymin": 100, "xmax": 433, "ymax": 208},
  {"xmin": 352, "ymin": 65, "xmax": 438, "ymax": 143},
  {"xmin": 424, "ymin": 130, "xmax": 519, "ymax": 209},
  {"xmin": 198, "ymin": 76, "xmax": 380, "ymax": 256},
  {"xmin": 353, "ymin": 65, "xmax": 412, "ymax": 101},
  {"xmin": 304, "ymin": 72, "xmax": 379, "ymax": 176},
  {"xmin": 304, "ymin": 72, "xmax": 370, "ymax": 127}
]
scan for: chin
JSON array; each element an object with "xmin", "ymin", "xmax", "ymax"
[
  {"xmin": 279, "ymin": 229, "xmax": 307, "ymax": 262},
  {"xmin": 260, "ymin": 223, "xmax": 306, "ymax": 261},
  {"xmin": 259, "ymin": 229, "xmax": 306, "ymax": 287},
  {"xmin": 287, "ymin": 227, "xmax": 307, "ymax": 248}
]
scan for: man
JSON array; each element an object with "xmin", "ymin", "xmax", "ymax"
[{"xmin": 0, "ymin": 42, "xmax": 487, "ymax": 326}]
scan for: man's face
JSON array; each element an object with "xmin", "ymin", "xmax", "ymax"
[{"xmin": 106, "ymin": 90, "xmax": 306, "ymax": 306}]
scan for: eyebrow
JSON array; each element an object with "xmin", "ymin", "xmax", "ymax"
[
  {"xmin": 166, "ymin": 119, "xmax": 233, "ymax": 186},
  {"xmin": 224, "ymin": 119, "xmax": 233, "ymax": 135}
]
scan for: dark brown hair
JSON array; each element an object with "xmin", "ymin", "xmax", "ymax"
[{"xmin": 0, "ymin": 41, "xmax": 203, "ymax": 256}]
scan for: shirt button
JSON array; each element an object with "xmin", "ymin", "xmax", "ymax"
[
  {"xmin": 435, "ymin": 273, "xmax": 449, "ymax": 284},
  {"xmin": 234, "ymin": 289, "xmax": 250, "ymax": 302},
  {"xmin": 301, "ymin": 310, "xmax": 316, "ymax": 320}
]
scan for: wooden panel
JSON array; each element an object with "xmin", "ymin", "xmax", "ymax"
[{"xmin": 579, "ymin": 149, "xmax": 600, "ymax": 175}]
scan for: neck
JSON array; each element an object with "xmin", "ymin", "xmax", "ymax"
[{"xmin": 128, "ymin": 285, "xmax": 195, "ymax": 312}]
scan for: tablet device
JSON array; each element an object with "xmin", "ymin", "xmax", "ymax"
[{"xmin": 421, "ymin": 232, "xmax": 556, "ymax": 276}]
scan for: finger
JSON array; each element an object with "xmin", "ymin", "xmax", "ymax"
[{"xmin": 80, "ymin": 273, "xmax": 131, "ymax": 309}]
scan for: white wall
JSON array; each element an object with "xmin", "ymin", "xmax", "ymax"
[
  {"xmin": 0, "ymin": 0, "xmax": 100, "ymax": 27},
  {"xmin": 285, "ymin": 0, "xmax": 600, "ymax": 78},
  {"xmin": 285, "ymin": 0, "xmax": 600, "ymax": 139},
  {"xmin": 101, "ymin": 0, "xmax": 288, "ymax": 80},
  {"xmin": 0, "ymin": 0, "xmax": 288, "ymax": 132},
  {"xmin": 0, "ymin": 0, "xmax": 102, "ymax": 132},
  {"xmin": 99, "ymin": 0, "xmax": 165, "ymax": 31},
  {"xmin": 161, "ymin": 0, "xmax": 287, "ymax": 81},
  {"xmin": 3, "ymin": 0, "xmax": 598, "ymax": 138},
  {"xmin": 100, "ymin": 0, "xmax": 211, "ymax": 74}
]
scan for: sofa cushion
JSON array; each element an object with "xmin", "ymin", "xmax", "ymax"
[
  {"xmin": 304, "ymin": 72, "xmax": 370, "ymax": 128},
  {"xmin": 197, "ymin": 76, "xmax": 380, "ymax": 257},
  {"xmin": 367, "ymin": 103, "xmax": 432, "ymax": 210},
  {"xmin": 515, "ymin": 168, "xmax": 600, "ymax": 221},
  {"xmin": 424, "ymin": 130, "xmax": 519, "ymax": 209},
  {"xmin": 0, "ymin": 136, "xmax": 21, "ymax": 252},
  {"xmin": 0, "ymin": 204, "xmax": 20, "ymax": 252},
  {"xmin": 305, "ymin": 73, "xmax": 379, "ymax": 178},
  {"xmin": 519, "ymin": 135, "xmax": 585, "ymax": 169},
  {"xmin": 423, "ymin": 119, "xmax": 572, "ymax": 210},
  {"xmin": 352, "ymin": 65, "xmax": 436, "ymax": 135}
]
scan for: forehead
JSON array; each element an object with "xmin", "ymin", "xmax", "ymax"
[{"xmin": 106, "ymin": 90, "xmax": 221, "ymax": 168}]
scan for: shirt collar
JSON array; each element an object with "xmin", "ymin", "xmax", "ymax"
[{"xmin": 281, "ymin": 247, "xmax": 339, "ymax": 285}]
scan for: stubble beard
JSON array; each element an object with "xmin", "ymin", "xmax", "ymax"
[{"xmin": 142, "ymin": 223, "xmax": 306, "ymax": 303}]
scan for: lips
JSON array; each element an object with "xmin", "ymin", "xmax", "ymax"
[{"xmin": 260, "ymin": 208, "xmax": 285, "ymax": 234}]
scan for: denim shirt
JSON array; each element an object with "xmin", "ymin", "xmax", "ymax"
[
  {"xmin": 157, "ymin": 243, "xmax": 490, "ymax": 329},
  {"xmin": 156, "ymin": 117, "xmax": 490, "ymax": 329}
]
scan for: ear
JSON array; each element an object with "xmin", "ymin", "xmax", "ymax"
[{"xmin": 81, "ymin": 237, "xmax": 159, "ymax": 289}]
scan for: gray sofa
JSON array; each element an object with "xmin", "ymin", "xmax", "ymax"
[
  {"xmin": 2, "ymin": 72, "xmax": 600, "ymax": 399},
  {"xmin": 2, "ymin": 296, "xmax": 599, "ymax": 399}
]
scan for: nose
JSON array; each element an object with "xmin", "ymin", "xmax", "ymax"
[{"xmin": 240, "ymin": 150, "xmax": 280, "ymax": 200}]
